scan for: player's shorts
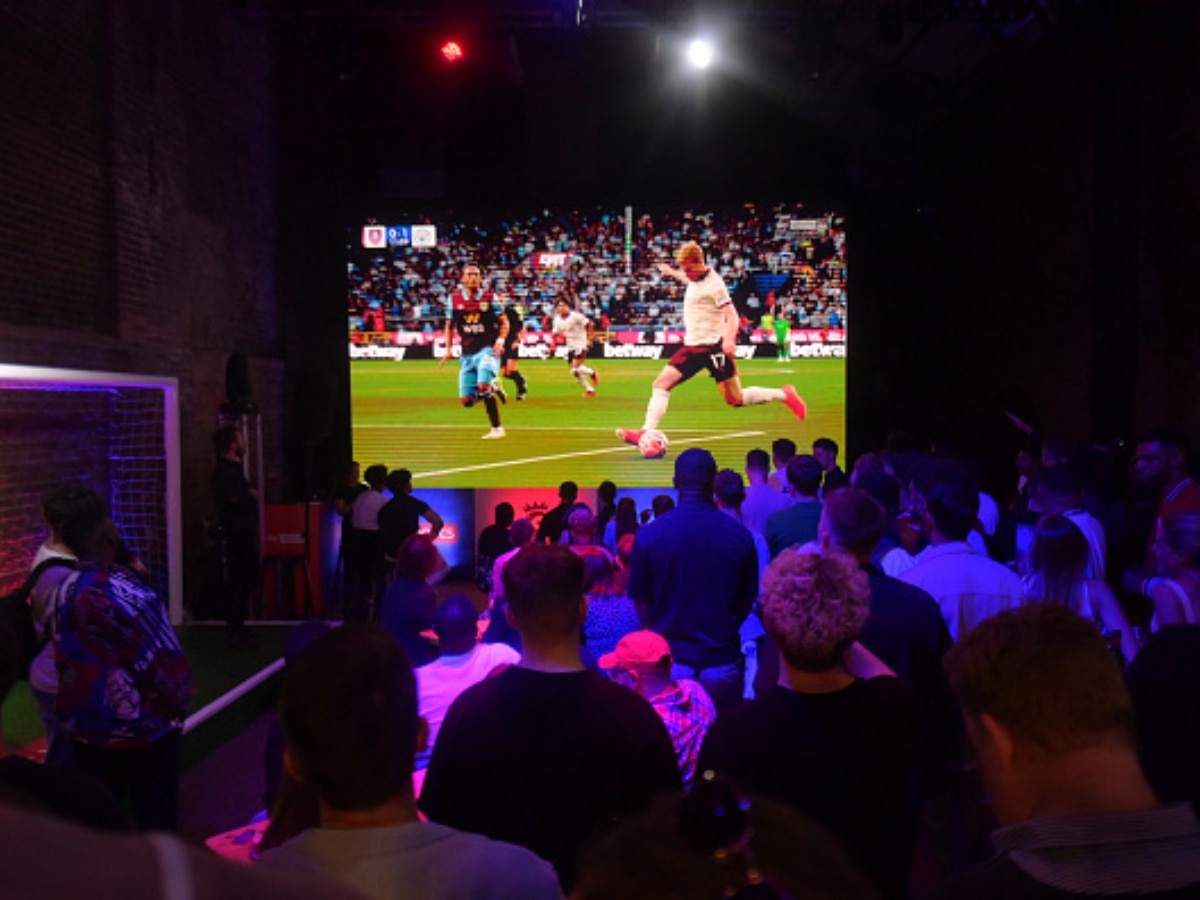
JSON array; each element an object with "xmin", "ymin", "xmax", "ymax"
[
  {"xmin": 566, "ymin": 348, "xmax": 589, "ymax": 364},
  {"xmin": 459, "ymin": 348, "xmax": 501, "ymax": 398},
  {"xmin": 668, "ymin": 342, "xmax": 738, "ymax": 385}
]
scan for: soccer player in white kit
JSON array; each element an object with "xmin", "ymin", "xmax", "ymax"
[
  {"xmin": 552, "ymin": 296, "xmax": 599, "ymax": 397},
  {"xmin": 617, "ymin": 241, "xmax": 806, "ymax": 448}
]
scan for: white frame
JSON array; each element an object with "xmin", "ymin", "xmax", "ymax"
[{"xmin": 0, "ymin": 363, "xmax": 184, "ymax": 624}]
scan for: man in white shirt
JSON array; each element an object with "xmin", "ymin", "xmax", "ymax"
[
  {"xmin": 900, "ymin": 463, "xmax": 1023, "ymax": 641},
  {"xmin": 551, "ymin": 296, "xmax": 598, "ymax": 397},
  {"xmin": 742, "ymin": 448, "xmax": 792, "ymax": 536},
  {"xmin": 416, "ymin": 595, "xmax": 519, "ymax": 768},
  {"xmin": 617, "ymin": 241, "xmax": 807, "ymax": 449},
  {"xmin": 349, "ymin": 465, "xmax": 389, "ymax": 621}
]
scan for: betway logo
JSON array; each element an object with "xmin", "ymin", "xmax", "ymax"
[
  {"xmin": 602, "ymin": 345, "xmax": 664, "ymax": 359},
  {"xmin": 349, "ymin": 344, "xmax": 407, "ymax": 360}
]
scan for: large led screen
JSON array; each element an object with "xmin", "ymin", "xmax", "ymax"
[{"xmin": 348, "ymin": 203, "xmax": 845, "ymax": 488}]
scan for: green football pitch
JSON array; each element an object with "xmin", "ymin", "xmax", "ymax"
[{"xmin": 351, "ymin": 357, "xmax": 845, "ymax": 489}]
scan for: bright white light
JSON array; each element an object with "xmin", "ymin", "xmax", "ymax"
[{"xmin": 687, "ymin": 39, "xmax": 714, "ymax": 69}]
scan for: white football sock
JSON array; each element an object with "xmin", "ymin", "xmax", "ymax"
[
  {"xmin": 644, "ymin": 388, "xmax": 670, "ymax": 430},
  {"xmin": 741, "ymin": 386, "xmax": 785, "ymax": 406},
  {"xmin": 573, "ymin": 369, "xmax": 591, "ymax": 389}
]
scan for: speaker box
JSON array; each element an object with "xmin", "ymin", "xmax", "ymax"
[{"xmin": 224, "ymin": 352, "xmax": 257, "ymax": 414}]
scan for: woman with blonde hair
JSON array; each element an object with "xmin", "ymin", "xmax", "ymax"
[
  {"xmin": 1022, "ymin": 515, "xmax": 1139, "ymax": 663},
  {"xmin": 1149, "ymin": 513, "xmax": 1200, "ymax": 628}
]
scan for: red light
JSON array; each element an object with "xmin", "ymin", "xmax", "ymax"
[{"xmin": 440, "ymin": 41, "xmax": 464, "ymax": 63}]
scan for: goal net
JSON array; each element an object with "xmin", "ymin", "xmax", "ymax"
[{"xmin": 0, "ymin": 364, "xmax": 183, "ymax": 623}]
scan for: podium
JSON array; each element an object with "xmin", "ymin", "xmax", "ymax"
[{"xmin": 256, "ymin": 503, "xmax": 337, "ymax": 619}]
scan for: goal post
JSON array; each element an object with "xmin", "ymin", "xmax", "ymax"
[{"xmin": 0, "ymin": 363, "xmax": 184, "ymax": 624}]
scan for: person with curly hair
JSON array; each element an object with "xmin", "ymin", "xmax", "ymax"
[{"xmin": 696, "ymin": 545, "xmax": 921, "ymax": 899}]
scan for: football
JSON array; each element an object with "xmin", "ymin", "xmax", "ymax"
[{"xmin": 638, "ymin": 429, "xmax": 669, "ymax": 459}]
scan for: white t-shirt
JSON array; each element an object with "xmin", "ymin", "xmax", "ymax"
[
  {"xmin": 682, "ymin": 268, "xmax": 731, "ymax": 346},
  {"xmin": 552, "ymin": 311, "xmax": 590, "ymax": 352},
  {"xmin": 416, "ymin": 643, "xmax": 521, "ymax": 763},
  {"xmin": 352, "ymin": 490, "xmax": 388, "ymax": 532},
  {"xmin": 900, "ymin": 541, "xmax": 1024, "ymax": 642},
  {"xmin": 27, "ymin": 560, "xmax": 79, "ymax": 695}
]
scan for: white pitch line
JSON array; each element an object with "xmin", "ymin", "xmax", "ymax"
[
  {"xmin": 358, "ymin": 423, "xmax": 648, "ymax": 432},
  {"xmin": 415, "ymin": 430, "xmax": 766, "ymax": 478}
]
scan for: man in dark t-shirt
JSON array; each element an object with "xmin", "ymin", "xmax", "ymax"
[
  {"xmin": 697, "ymin": 546, "xmax": 919, "ymax": 899},
  {"xmin": 211, "ymin": 425, "xmax": 258, "ymax": 647},
  {"xmin": 378, "ymin": 469, "xmax": 443, "ymax": 563},
  {"xmin": 420, "ymin": 545, "xmax": 680, "ymax": 891},
  {"xmin": 501, "ymin": 302, "xmax": 528, "ymax": 400}
]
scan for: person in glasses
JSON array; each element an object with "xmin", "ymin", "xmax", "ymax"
[{"xmin": 697, "ymin": 545, "xmax": 920, "ymax": 899}]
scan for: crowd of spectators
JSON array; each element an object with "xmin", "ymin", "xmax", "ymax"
[
  {"xmin": 347, "ymin": 203, "xmax": 847, "ymax": 337},
  {"xmin": 6, "ymin": 421, "xmax": 1200, "ymax": 898}
]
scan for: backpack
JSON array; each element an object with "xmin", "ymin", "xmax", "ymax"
[{"xmin": 0, "ymin": 557, "xmax": 76, "ymax": 679}]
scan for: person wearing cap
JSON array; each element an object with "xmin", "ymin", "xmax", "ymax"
[
  {"xmin": 599, "ymin": 630, "xmax": 716, "ymax": 785},
  {"xmin": 627, "ymin": 448, "xmax": 759, "ymax": 712},
  {"xmin": 415, "ymin": 596, "xmax": 519, "ymax": 770}
]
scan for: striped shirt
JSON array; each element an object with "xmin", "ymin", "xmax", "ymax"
[{"xmin": 993, "ymin": 804, "xmax": 1200, "ymax": 895}]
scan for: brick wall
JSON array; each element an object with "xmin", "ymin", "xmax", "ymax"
[{"xmin": 0, "ymin": 0, "xmax": 280, "ymax": 615}]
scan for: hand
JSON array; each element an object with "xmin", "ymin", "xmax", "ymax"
[
  {"xmin": 721, "ymin": 338, "xmax": 735, "ymax": 356},
  {"xmin": 438, "ymin": 354, "xmax": 450, "ymax": 370},
  {"xmin": 895, "ymin": 511, "xmax": 924, "ymax": 554}
]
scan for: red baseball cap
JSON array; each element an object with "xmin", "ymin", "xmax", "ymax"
[{"xmin": 598, "ymin": 630, "xmax": 672, "ymax": 673}]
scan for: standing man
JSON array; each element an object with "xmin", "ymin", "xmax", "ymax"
[
  {"xmin": 55, "ymin": 506, "xmax": 192, "ymax": 831},
  {"xmin": 617, "ymin": 241, "xmax": 806, "ymax": 448},
  {"xmin": 378, "ymin": 468, "xmax": 444, "ymax": 567},
  {"xmin": 764, "ymin": 454, "xmax": 825, "ymax": 559},
  {"xmin": 742, "ymin": 448, "xmax": 792, "ymax": 536},
  {"xmin": 212, "ymin": 425, "xmax": 259, "ymax": 648},
  {"xmin": 501, "ymin": 300, "xmax": 529, "ymax": 401},
  {"xmin": 627, "ymin": 448, "xmax": 759, "ymax": 711},
  {"xmin": 812, "ymin": 437, "xmax": 850, "ymax": 493},
  {"xmin": 772, "ymin": 301, "xmax": 791, "ymax": 362},
  {"xmin": 421, "ymin": 546, "xmax": 680, "ymax": 891},
  {"xmin": 551, "ymin": 295, "xmax": 598, "ymax": 398},
  {"xmin": 440, "ymin": 263, "xmax": 509, "ymax": 440}
]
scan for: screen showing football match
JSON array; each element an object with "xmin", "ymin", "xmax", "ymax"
[{"xmin": 348, "ymin": 204, "xmax": 846, "ymax": 489}]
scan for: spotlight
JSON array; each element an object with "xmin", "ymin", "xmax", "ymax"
[
  {"xmin": 686, "ymin": 38, "xmax": 714, "ymax": 69},
  {"xmin": 440, "ymin": 40, "xmax": 465, "ymax": 64}
]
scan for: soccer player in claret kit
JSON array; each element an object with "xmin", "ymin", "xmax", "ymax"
[
  {"xmin": 617, "ymin": 241, "xmax": 807, "ymax": 449},
  {"xmin": 440, "ymin": 263, "xmax": 509, "ymax": 439},
  {"xmin": 551, "ymin": 295, "xmax": 599, "ymax": 397}
]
